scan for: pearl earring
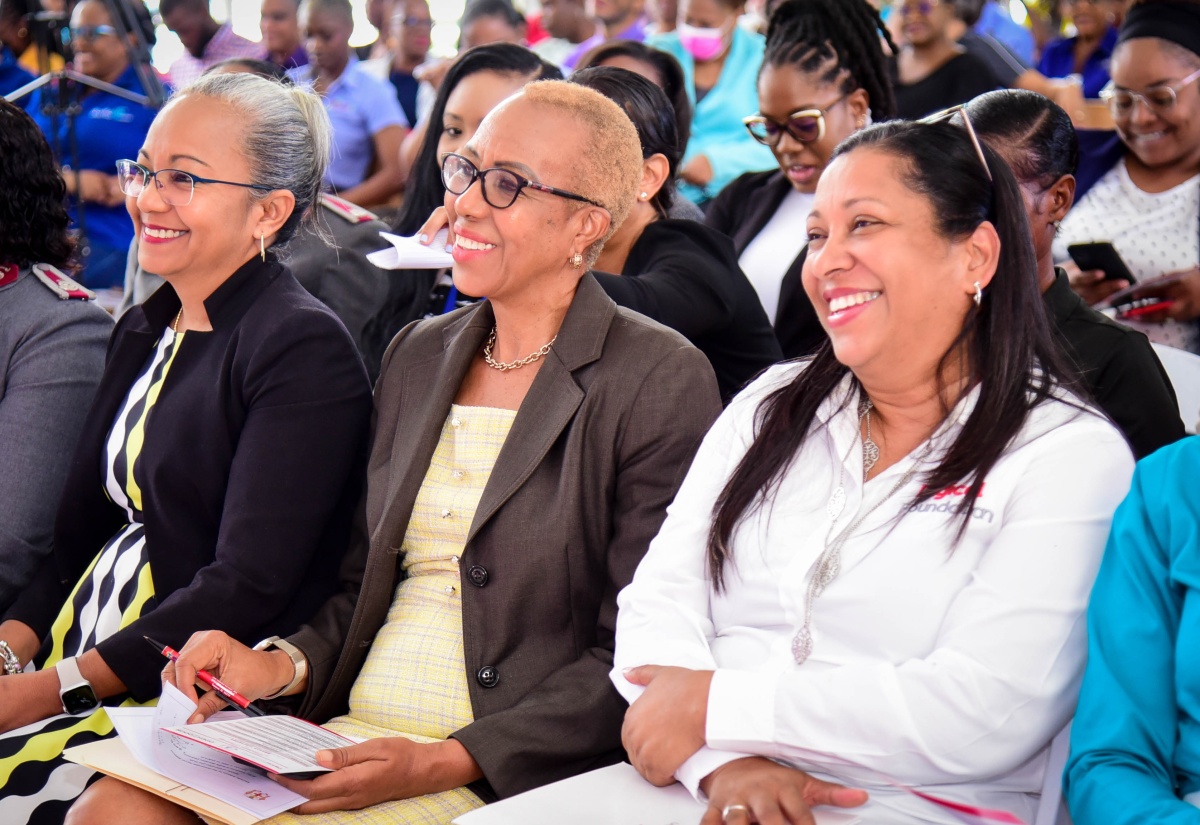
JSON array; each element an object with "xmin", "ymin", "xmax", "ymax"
[{"xmin": 639, "ymin": 192, "xmax": 648, "ymax": 201}]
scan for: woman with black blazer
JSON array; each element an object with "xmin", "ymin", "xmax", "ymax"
[
  {"xmin": 71, "ymin": 80, "xmax": 720, "ymax": 825},
  {"xmin": 0, "ymin": 73, "xmax": 371, "ymax": 822},
  {"xmin": 705, "ymin": 0, "xmax": 896, "ymax": 359},
  {"xmin": 571, "ymin": 66, "xmax": 782, "ymax": 402}
]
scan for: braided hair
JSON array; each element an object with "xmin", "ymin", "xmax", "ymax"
[{"xmin": 763, "ymin": 0, "xmax": 897, "ymax": 123}]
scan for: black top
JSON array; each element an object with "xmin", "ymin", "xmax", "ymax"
[
  {"xmin": 1044, "ymin": 269, "xmax": 1185, "ymax": 458},
  {"xmin": 894, "ymin": 51, "xmax": 1003, "ymax": 119},
  {"xmin": 3, "ymin": 256, "xmax": 373, "ymax": 700},
  {"xmin": 592, "ymin": 219, "xmax": 782, "ymax": 401},
  {"xmin": 705, "ymin": 170, "xmax": 826, "ymax": 360}
]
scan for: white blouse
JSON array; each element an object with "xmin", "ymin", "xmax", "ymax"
[
  {"xmin": 612, "ymin": 364, "xmax": 1135, "ymax": 825},
  {"xmin": 1053, "ymin": 159, "xmax": 1200, "ymax": 352},
  {"xmin": 737, "ymin": 188, "xmax": 814, "ymax": 325}
]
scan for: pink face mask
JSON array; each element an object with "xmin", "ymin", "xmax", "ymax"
[{"xmin": 678, "ymin": 22, "xmax": 728, "ymax": 62}]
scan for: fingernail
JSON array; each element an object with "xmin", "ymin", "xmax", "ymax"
[
  {"xmin": 316, "ymin": 750, "xmax": 331, "ymax": 765},
  {"xmin": 622, "ymin": 667, "xmax": 633, "ymax": 675},
  {"xmin": 417, "ymin": 233, "xmax": 428, "ymax": 243},
  {"xmin": 444, "ymin": 244, "xmax": 454, "ymax": 253},
  {"xmin": 188, "ymin": 713, "xmax": 203, "ymax": 724}
]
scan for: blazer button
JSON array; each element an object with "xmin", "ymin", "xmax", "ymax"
[
  {"xmin": 477, "ymin": 666, "xmax": 499, "ymax": 688},
  {"xmin": 467, "ymin": 565, "xmax": 489, "ymax": 587}
]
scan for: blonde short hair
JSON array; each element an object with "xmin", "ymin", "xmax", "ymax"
[{"xmin": 520, "ymin": 80, "xmax": 643, "ymax": 266}]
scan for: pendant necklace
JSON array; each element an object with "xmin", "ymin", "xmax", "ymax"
[{"xmin": 793, "ymin": 397, "xmax": 937, "ymax": 665}]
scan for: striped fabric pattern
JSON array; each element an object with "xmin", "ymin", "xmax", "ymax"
[
  {"xmin": 0, "ymin": 328, "xmax": 183, "ymax": 824},
  {"xmin": 268, "ymin": 405, "xmax": 515, "ymax": 825}
]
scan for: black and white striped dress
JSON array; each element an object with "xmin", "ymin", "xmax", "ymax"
[{"xmin": 0, "ymin": 326, "xmax": 184, "ymax": 824}]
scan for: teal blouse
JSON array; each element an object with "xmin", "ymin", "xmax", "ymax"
[
  {"xmin": 1066, "ymin": 436, "xmax": 1200, "ymax": 824},
  {"xmin": 647, "ymin": 26, "xmax": 775, "ymax": 205}
]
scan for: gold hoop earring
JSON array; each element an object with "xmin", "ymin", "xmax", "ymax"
[
  {"xmin": 570, "ymin": 252, "xmax": 583, "ymax": 269},
  {"xmin": 259, "ymin": 232, "xmax": 266, "ymax": 262}
]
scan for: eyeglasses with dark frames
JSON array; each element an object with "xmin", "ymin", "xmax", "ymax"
[
  {"xmin": 441, "ymin": 152, "xmax": 606, "ymax": 210},
  {"xmin": 742, "ymin": 93, "xmax": 850, "ymax": 147},
  {"xmin": 1099, "ymin": 67, "xmax": 1200, "ymax": 117},
  {"xmin": 919, "ymin": 104, "xmax": 993, "ymax": 182},
  {"xmin": 115, "ymin": 160, "xmax": 274, "ymax": 206}
]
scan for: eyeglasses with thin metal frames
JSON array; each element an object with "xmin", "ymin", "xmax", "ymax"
[
  {"xmin": 115, "ymin": 160, "xmax": 273, "ymax": 207},
  {"xmin": 742, "ymin": 93, "xmax": 850, "ymax": 147},
  {"xmin": 71, "ymin": 24, "xmax": 118, "ymax": 42},
  {"xmin": 919, "ymin": 104, "xmax": 993, "ymax": 182},
  {"xmin": 1099, "ymin": 67, "xmax": 1200, "ymax": 116},
  {"xmin": 440, "ymin": 152, "xmax": 606, "ymax": 210}
]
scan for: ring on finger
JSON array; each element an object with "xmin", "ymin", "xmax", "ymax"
[{"xmin": 722, "ymin": 803, "xmax": 750, "ymax": 820}]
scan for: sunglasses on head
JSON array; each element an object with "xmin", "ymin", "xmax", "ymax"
[
  {"xmin": 743, "ymin": 94, "xmax": 849, "ymax": 147},
  {"xmin": 920, "ymin": 104, "xmax": 993, "ymax": 182}
]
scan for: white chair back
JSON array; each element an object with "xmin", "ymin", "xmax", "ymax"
[
  {"xmin": 1151, "ymin": 343, "xmax": 1200, "ymax": 434},
  {"xmin": 1034, "ymin": 721, "xmax": 1073, "ymax": 825}
]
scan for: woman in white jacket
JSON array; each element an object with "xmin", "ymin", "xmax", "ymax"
[{"xmin": 612, "ymin": 116, "xmax": 1136, "ymax": 825}]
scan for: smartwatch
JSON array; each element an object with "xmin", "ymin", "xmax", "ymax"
[
  {"xmin": 56, "ymin": 656, "xmax": 101, "ymax": 715},
  {"xmin": 252, "ymin": 636, "xmax": 308, "ymax": 699}
]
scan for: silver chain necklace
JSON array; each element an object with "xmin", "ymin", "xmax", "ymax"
[
  {"xmin": 482, "ymin": 326, "xmax": 557, "ymax": 371},
  {"xmin": 791, "ymin": 398, "xmax": 938, "ymax": 665}
]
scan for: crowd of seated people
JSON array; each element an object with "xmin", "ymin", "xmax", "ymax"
[{"xmin": 1, "ymin": 0, "xmax": 1198, "ymax": 823}]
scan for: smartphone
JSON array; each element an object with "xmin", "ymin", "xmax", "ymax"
[{"xmin": 1068, "ymin": 242, "xmax": 1137, "ymax": 284}]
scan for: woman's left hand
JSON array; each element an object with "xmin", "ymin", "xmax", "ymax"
[
  {"xmin": 270, "ymin": 737, "xmax": 482, "ymax": 814},
  {"xmin": 1130, "ymin": 267, "xmax": 1200, "ymax": 322},
  {"xmin": 679, "ymin": 155, "xmax": 713, "ymax": 187},
  {"xmin": 621, "ymin": 665, "xmax": 713, "ymax": 786}
]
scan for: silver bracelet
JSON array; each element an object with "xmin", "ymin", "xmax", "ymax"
[{"xmin": 0, "ymin": 640, "xmax": 23, "ymax": 676}]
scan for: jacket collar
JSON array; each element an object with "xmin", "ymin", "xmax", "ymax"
[
  {"xmin": 135, "ymin": 254, "xmax": 284, "ymax": 333},
  {"xmin": 1044, "ymin": 267, "xmax": 1083, "ymax": 327}
]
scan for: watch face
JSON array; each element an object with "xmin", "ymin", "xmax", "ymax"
[{"xmin": 61, "ymin": 683, "xmax": 100, "ymax": 715}]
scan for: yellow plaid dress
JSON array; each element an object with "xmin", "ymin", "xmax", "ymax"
[{"xmin": 268, "ymin": 405, "xmax": 516, "ymax": 825}]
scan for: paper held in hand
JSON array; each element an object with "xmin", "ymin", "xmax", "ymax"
[
  {"xmin": 368, "ymin": 228, "xmax": 454, "ymax": 270},
  {"xmin": 63, "ymin": 682, "xmax": 355, "ymax": 824}
]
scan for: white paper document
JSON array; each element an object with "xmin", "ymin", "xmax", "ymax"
[
  {"xmin": 163, "ymin": 713, "xmax": 356, "ymax": 776},
  {"xmin": 368, "ymin": 228, "xmax": 454, "ymax": 270},
  {"xmin": 453, "ymin": 763, "xmax": 862, "ymax": 825},
  {"xmin": 105, "ymin": 683, "xmax": 307, "ymax": 819}
]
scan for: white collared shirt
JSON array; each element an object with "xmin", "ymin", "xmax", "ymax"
[{"xmin": 612, "ymin": 363, "xmax": 1134, "ymax": 824}]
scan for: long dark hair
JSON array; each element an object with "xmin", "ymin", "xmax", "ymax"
[
  {"xmin": 392, "ymin": 43, "xmax": 561, "ymax": 234},
  {"xmin": 575, "ymin": 40, "xmax": 692, "ymax": 157},
  {"xmin": 706, "ymin": 120, "xmax": 1076, "ymax": 589},
  {"xmin": 0, "ymin": 97, "xmax": 75, "ymax": 269},
  {"xmin": 763, "ymin": 0, "xmax": 897, "ymax": 124},
  {"xmin": 569, "ymin": 66, "xmax": 681, "ymax": 217},
  {"xmin": 965, "ymin": 89, "xmax": 1079, "ymax": 187}
]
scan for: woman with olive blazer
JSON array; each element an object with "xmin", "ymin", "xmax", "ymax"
[
  {"xmin": 2, "ymin": 256, "xmax": 372, "ymax": 702},
  {"xmin": 281, "ymin": 273, "xmax": 721, "ymax": 801},
  {"xmin": 705, "ymin": 169, "xmax": 823, "ymax": 360}
]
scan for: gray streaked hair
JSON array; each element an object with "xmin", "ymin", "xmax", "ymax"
[{"xmin": 173, "ymin": 72, "xmax": 332, "ymax": 246}]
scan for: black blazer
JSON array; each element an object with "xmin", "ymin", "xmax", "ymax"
[
  {"xmin": 4, "ymin": 256, "xmax": 373, "ymax": 701},
  {"xmin": 593, "ymin": 219, "xmax": 782, "ymax": 402},
  {"xmin": 285, "ymin": 274, "xmax": 722, "ymax": 800},
  {"xmin": 705, "ymin": 170, "xmax": 826, "ymax": 360}
]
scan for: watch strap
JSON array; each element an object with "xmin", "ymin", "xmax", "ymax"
[
  {"xmin": 56, "ymin": 655, "xmax": 86, "ymax": 689},
  {"xmin": 252, "ymin": 636, "xmax": 308, "ymax": 699}
]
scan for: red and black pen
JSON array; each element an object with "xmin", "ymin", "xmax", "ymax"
[{"xmin": 144, "ymin": 636, "xmax": 266, "ymax": 718}]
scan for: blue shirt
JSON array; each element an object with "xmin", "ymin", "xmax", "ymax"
[
  {"xmin": 647, "ymin": 27, "xmax": 776, "ymax": 205},
  {"xmin": 389, "ymin": 68, "xmax": 419, "ymax": 126},
  {"xmin": 1065, "ymin": 436, "xmax": 1200, "ymax": 825},
  {"xmin": 976, "ymin": 1, "xmax": 1035, "ymax": 65},
  {"xmin": 289, "ymin": 59, "xmax": 408, "ymax": 193},
  {"xmin": 30, "ymin": 64, "xmax": 156, "ymax": 254},
  {"xmin": 1037, "ymin": 26, "xmax": 1118, "ymax": 99},
  {"xmin": 0, "ymin": 45, "xmax": 35, "ymax": 109}
]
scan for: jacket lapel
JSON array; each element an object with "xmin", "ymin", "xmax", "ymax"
[
  {"xmin": 466, "ymin": 275, "xmax": 613, "ymax": 546},
  {"xmin": 372, "ymin": 307, "xmax": 493, "ymax": 552}
]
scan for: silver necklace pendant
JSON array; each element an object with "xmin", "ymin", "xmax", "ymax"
[
  {"xmin": 826, "ymin": 485, "xmax": 846, "ymax": 520},
  {"xmin": 862, "ymin": 438, "xmax": 880, "ymax": 474},
  {"xmin": 791, "ymin": 624, "xmax": 813, "ymax": 665}
]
